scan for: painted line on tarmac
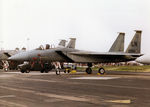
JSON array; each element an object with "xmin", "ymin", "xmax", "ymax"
[
  {"xmin": 14, "ymin": 77, "xmax": 57, "ymax": 83},
  {"xmin": 0, "ymin": 99, "xmax": 27, "ymax": 107},
  {"xmin": 0, "ymin": 75, "xmax": 14, "ymax": 78},
  {"xmin": 70, "ymin": 77, "xmax": 120, "ymax": 80},
  {"xmin": 105, "ymin": 100, "xmax": 131, "ymax": 104},
  {"xmin": 0, "ymin": 95, "xmax": 16, "ymax": 99},
  {"xmin": 0, "ymin": 86, "xmax": 100, "ymax": 104}
]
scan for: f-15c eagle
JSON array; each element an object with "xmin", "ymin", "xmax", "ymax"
[{"xmin": 9, "ymin": 30, "xmax": 142, "ymax": 74}]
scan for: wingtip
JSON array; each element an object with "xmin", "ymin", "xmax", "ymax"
[
  {"xmin": 134, "ymin": 30, "xmax": 142, "ymax": 33},
  {"xmin": 117, "ymin": 32, "xmax": 125, "ymax": 36}
]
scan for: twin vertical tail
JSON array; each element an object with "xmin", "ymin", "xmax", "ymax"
[
  {"xmin": 109, "ymin": 32, "xmax": 125, "ymax": 52},
  {"xmin": 66, "ymin": 38, "xmax": 76, "ymax": 49},
  {"xmin": 109, "ymin": 30, "xmax": 142, "ymax": 54},
  {"xmin": 125, "ymin": 30, "xmax": 142, "ymax": 53}
]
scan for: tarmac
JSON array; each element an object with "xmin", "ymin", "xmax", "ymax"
[{"xmin": 0, "ymin": 70, "xmax": 150, "ymax": 107}]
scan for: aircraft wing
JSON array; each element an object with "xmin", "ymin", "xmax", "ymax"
[
  {"xmin": 65, "ymin": 51, "xmax": 143, "ymax": 63},
  {"xmin": 69, "ymin": 51, "xmax": 142, "ymax": 56}
]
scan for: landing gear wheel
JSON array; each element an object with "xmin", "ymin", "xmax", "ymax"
[
  {"xmin": 25, "ymin": 70, "xmax": 30, "ymax": 73},
  {"xmin": 20, "ymin": 69, "xmax": 25, "ymax": 73},
  {"xmin": 40, "ymin": 69, "xmax": 44, "ymax": 73},
  {"xmin": 4, "ymin": 68, "xmax": 8, "ymax": 72},
  {"xmin": 98, "ymin": 68, "xmax": 105, "ymax": 75},
  {"xmin": 86, "ymin": 68, "xmax": 92, "ymax": 74},
  {"xmin": 45, "ymin": 69, "xmax": 49, "ymax": 73},
  {"xmin": 67, "ymin": 70, "xmax": 70, "ymax": 73}
]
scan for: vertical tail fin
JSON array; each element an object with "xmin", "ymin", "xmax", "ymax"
[
  {"xmin": 125, "ymin": 30, "xmax": 142, "ymax": 53},
  {"xmin": 58, "ymin": 40, "xmax": 67, "ymax": 47},
  {"xmin": 109, "ymin": 32, "xmax": 125, "ymax": 52},
  {"xmin": 66, "ymin": 38, "xmax": 76, "ymax": 49}
]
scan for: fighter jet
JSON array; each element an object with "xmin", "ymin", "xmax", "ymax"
[{"xmin": 9, "ymin": 30, "xmax": 142, "ymax": 74}]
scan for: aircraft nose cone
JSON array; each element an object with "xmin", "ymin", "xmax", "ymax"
[
  {"xmin": 8, "ymin": 56, "xmax": 17, "ymax": 60},
  {"xmin": 8, "ymin": 53, "xmax": 29, "ymax": 61},
  {"xmin": 8, "ymin": 55, "xmax": 22, "ymax": 61}
]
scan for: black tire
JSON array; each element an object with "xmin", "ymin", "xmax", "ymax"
[
  {"xmin": 4, "ymin": 68, "xmax": 8, "ymax": 72},
  {"xmin": 25, "ymin": 69, "xmax": 30, "ymax": 73},
  {"xmin": 86, "ymin": 68, "xmax": 92, "ymax": 74},
  {"xmin": 98, "ymin": 68, "xmax": 105, "ymax": 75},
  {"xmin": 40, "ymin": 69, "xmax": 44, "ymax": 73},
  {"xmin": 67, "ymin": 70, "xmax": 70, "ymax": 73},
  {"xmin": 20, "ymin": 69, "xmax": 25, "ymax": 73},
  {"xmin": 45, "ymin": 69, "xmax": 49, "ymax": 73},
  {"xmin": 64, "ymin": 70, "xmax": 66, "ymax": 73}
]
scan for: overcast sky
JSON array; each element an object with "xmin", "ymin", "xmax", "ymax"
[{"xmin": 0, "ymin": 0, "xmax": 150, "ymax": 53}]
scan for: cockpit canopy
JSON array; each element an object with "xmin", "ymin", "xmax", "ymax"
[{"xmin": 35, "ymin": 44, "xmax": 55, "ymax": 50}]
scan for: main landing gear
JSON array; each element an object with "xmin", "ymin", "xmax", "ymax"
[
  {"xmin": 98, "ymin": 67, "xmax": 105, "ymax": 74},
  {"xmin": 86, "ymin": 63, "xmax": 92, "ymax": 74},
  {"xmin": 85, "ymin": 63, "xmax": 106, "ymax": 75}
]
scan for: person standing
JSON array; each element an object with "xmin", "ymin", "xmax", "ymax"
[{"xmin": 54, "ymin": 62, "xmax": 61, "ymax": 75}]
